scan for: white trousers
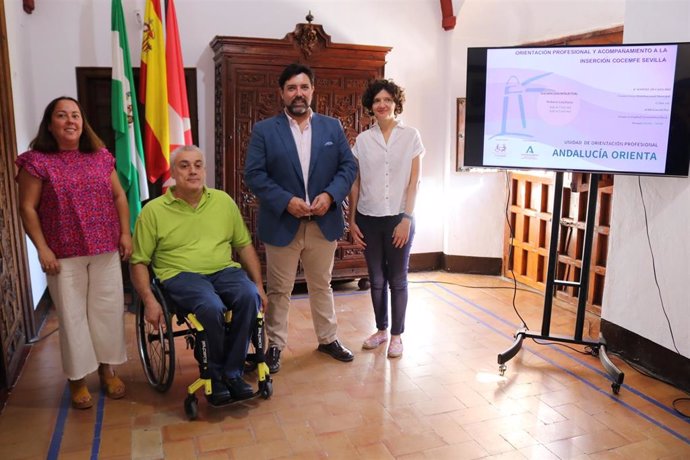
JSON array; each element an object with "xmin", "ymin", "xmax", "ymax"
[{"xmin": 47, "ymin": 251, "xmax": 127, "ymax": 380}]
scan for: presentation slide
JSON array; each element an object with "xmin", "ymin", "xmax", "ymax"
[{"xmin": 483, "ymin": 45, "xmax": 678, "ymax": 173}]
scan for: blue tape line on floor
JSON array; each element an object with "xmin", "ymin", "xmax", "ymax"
[
  {"xmin": 45, "ymin": 281, "xmax": 687, "ymax": 458},
  {"xmin": 46, "ymin": 382, "xmax": 107, "ymax": 459},
  {"xmin": 47, "ymin": 382, "xmax": 70, "ymax": 460},
  {"xmin": 428, "ymin": 283, "xmax": 690, "ymax": 445},
  {"xmin": 432, "ymin": 283, "xmax": 690, "ymax": 426},
  {"xmin": 90, "ymin": 390, "xmax": 106, "ymax": 460}
]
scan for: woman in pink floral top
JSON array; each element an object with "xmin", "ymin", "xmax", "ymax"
[{"xmin": 16, "ymin": 97, "xmax": 132, "ymax": 409}]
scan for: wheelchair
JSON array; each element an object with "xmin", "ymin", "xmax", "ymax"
[{"xmin": 135, "ymin": 278, "xmax": 273, "ymax": 420}]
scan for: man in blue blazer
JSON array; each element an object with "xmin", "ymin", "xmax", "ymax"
[{"xmin": 245, "ymin": 63, "xmax": 358, "ymax": 373}]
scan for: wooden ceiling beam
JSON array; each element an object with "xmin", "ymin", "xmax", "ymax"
[{"xmin": 440, "ymin": 0, "xmax": 457, "ymax": 31}]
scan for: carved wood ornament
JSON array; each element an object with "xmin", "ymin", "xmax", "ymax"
[{"xmin": 288, "ymin": 11, "xmax": 324, "ymax": 58}]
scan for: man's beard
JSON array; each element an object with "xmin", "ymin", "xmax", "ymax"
[{"xmin": 286, "ymin": 97, "xmax": 309, "ymax": 116}]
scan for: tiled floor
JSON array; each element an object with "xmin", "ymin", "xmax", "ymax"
[{"xmin": 0, "ymin": 271, "xmax": 689, "ymax": 459}]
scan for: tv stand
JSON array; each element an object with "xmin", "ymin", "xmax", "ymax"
[{"xmin": 497, "ymin": 172, "xmax": 625, "ymax": 394}]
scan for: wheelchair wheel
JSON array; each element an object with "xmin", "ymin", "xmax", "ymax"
[
  {"xmin": 136, "ymin": 283, "xmax": 176, "ymax": 392},
  {"xmin": 184, "ymin": 394, "xmax": 199, "ymax": 420}
]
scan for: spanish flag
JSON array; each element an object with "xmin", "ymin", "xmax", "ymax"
[
  {"xmin": 140, "ymin": 0, "xmax": 192, "ymax": 188},
  {"xmin": 139, "ymin": 0, "xmax": 169, "ymax": 185}
]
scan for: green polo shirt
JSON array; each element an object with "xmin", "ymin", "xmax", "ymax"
[{"xmin": 131, "ymin": 187, "xmax": 252, "ymax": 281}]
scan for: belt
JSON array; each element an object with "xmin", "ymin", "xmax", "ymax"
[{"xmin": 300, "ymin": 215, "xmax": 315, "ymax": 221}]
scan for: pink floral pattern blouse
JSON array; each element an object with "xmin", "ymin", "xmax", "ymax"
[{"xmin": 16, "ymin": 148, "xmax": 121, "ymax": 259}]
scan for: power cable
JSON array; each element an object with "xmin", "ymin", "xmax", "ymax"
[
  {"xmin": 409, "ymin": 279, "xmax": 541, "ymax": 295},
  {"xmin": 637, "ymin": 176, "xmax": 681, "ymax": 355},
  {"xmin": 504, "ymin": 170, "xmax": 529, "ymax": 329},
  {"xmin": 27, "ymin": 327, "xmax": 59, "ymax": 344}
]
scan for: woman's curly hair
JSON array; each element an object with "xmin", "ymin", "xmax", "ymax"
[{"xmin": 361, "ymin": 79, "xmax": 405, "ymax": 117}]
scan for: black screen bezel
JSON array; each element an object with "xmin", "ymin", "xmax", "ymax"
[{"xmin": 464, "ymin": 43, "xmax": 690, "ymax": 177}]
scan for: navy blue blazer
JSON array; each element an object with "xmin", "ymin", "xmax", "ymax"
[{"xmin": 244, "ymin": 112, "xmax": 357, "ymax": 247}]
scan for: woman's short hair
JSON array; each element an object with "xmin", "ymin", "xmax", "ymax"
[
  {"xmin": 361, "ymin": 79, "xmax": 406, "ymax": 117},
  {"xmin": 29, "ymin": 96, "xmax": 105, "ymax": 153}
]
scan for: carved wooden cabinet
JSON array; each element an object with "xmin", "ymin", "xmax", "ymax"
[{"xmin": 211, "ymin": 20, "xmax": 390, "ymax": 282}]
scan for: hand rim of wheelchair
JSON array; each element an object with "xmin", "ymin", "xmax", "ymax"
[{"xmin": 136, "ymin": 282, "xmax": 176, "ymax": 392}]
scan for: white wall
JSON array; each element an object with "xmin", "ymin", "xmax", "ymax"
[
  {"xmin": 6, "ymin": 0, "xmax": 624, "ymax": 306},
  {"xmin": 443, "ymin": 0, "xmax": 625, "ymax": 257},
  {"xmin": 601, "ymin": 0, "xmax": 690, "ymax": 357}
]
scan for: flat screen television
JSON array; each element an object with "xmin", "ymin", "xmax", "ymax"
[{"xmin": 464, "ymin": 43, "xmax": 690, "ymax": 176}]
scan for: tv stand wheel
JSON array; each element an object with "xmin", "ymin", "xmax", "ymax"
[
  {"xmin": 499, "ymin": 364, "xmax": 507, "ymax": 376},
  {"xmin": 358, "ymin": 278, "xmax": 370, "ymax": 290},
  {"xmin": 612, "ymin": 382, "xmax": 620, "ymax": 395}
]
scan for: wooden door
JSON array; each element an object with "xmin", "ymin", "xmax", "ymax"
[
  {"xmin": 211, "ymin": 19, "xmax": 391, "ymax": 281},
  {"xmin": 0, "ymin": 0, "xmax": 34, "ymax": 396}
]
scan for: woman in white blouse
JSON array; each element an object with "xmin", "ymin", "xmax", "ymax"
[{"xmin": 349, "ymin": 79, "xmax": 424, "ymax": 358}]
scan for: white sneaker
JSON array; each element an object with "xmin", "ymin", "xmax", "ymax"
[{"xmin": 362, "ymin": 331, "xmax": 388, "ymax": 349}]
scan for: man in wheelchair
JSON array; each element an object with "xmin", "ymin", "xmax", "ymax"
[{"xmin": 130, "ymin": 145, "xmax": 267, "ymax": 405}]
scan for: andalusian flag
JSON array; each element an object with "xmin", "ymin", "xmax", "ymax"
[
  {"xmin": 111, "ymin": 0, "xmax": 149, "ymax": 232},
  {"xmin": 166, "ymin": 0, "xmax": 193, "ymax": 153},
  {"xmin": 140, "ymin": 0, "xmax": 170, "ymax": 185}
]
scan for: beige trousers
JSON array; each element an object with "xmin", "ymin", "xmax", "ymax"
[
  {"xmin": 264, "ymin": 221, "xmax": 338, "ymax": 349},
  {"xmin": 47, "ymin": 251, "xmax": 127, "ymax": 380}
]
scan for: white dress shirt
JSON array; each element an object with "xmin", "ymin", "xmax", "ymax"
[
  {"xmin": 352, "ymin": 120, "xmax": 424, "ymax": 216},
  {"xmin": 286, "ymin": 109, "xmax": 313, "ymax": 204}
]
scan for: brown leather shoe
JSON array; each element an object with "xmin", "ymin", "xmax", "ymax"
[{"xmin": 317, "ymin": 340, "xmax": 354, "ymax": 362}]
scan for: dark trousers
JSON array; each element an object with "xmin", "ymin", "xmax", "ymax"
[
  {"xmin": 163, "ymin": 267, "xmax": 259, "ymax": 380},
  {"xmin": 355, "ymin": 212, "xmax": 415, "ymax": 335}
]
